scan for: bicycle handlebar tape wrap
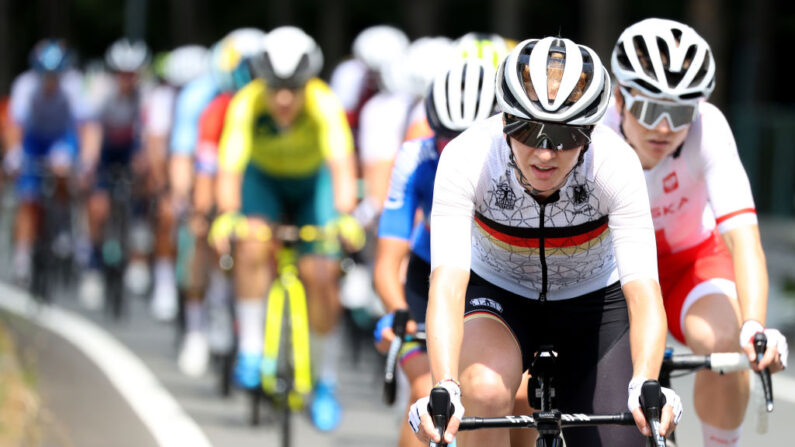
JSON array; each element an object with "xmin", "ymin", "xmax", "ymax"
[
  {"xmin": 640, "ymin": 380, "xmax": 666, "ymax": 447},
  {"xmin": 429, "ymin": 386, "xmax": 452, "ymax": 447}
]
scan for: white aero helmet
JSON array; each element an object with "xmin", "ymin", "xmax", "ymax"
[
  {"xmin": 163, "ymin": 45, "xmax": 210, "ymax": 87},
  {"xmin": 105, "ymin": 38, "xmax": 151, "ymax": 73},
  {"xmin": 352, "ymin": 25, "xmax": 409, "ymax": 72},
  {"xmin": 426, "ymin": 59, "xmax": 497, "ymax": 136},
  {"xmin": 454, "ymin": 32, "xmax": 510, "ymax": 69},
  {"xmin": 496, "ymin": 37, "xmax": 611, "ymax": 125},
  {"xmin": 252, "ymin": 26, "xmax": 322, "ymax": 89},
  {"xmin": 612, "ymin": 18, "xmax": 715, "ymax": 102},
  {"xmin": 211, "ymin": 27, "xmax": 266, "ymax": 91},
  {"xmin": 404, "ymin": 36, "xmax": 455, "ymax": 98}
]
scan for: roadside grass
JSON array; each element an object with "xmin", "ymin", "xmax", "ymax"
[{"xmin": 0, "ymin": 320, "xmax": 40, "ymax": 446}]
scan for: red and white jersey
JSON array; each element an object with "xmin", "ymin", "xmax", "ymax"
[{"xmin": 602, "ymin": 100, "xmax": 757, "ymax": 256}]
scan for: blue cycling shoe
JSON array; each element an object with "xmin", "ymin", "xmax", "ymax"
[
  {"xmin": 311, "ymin": 379, "xmax": 342, "ymax": 431},
  {"xmin": 233, "ymin": 352, "xmax": 262, "ymax": 389}
]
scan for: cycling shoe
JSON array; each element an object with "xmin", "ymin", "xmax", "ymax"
[
  {"xmin": 233, "ymin": 352, "xmax": 262, "ymax": 389},
  {"xmin": 311, "ymin": 379, "xmax": 342, "ymax": 431}
]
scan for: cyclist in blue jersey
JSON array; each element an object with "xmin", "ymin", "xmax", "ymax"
[
  {"xmin": 79, "ymin": 38, "xmax": 150, "ymax": 309},
  {"xmin": 8, "ymin": 39, "xmax": 98, "ymax": 286},
  {"xmin": 374, "ymin": 58, "xmax": 497, "ymax": 447},
  {"xmin": 177, "ymin": 28, "xmax": 267, "ymax": 378},
  {"xmin": 150, "ymin": 45, "xmax": 211, "ymax": 322}
]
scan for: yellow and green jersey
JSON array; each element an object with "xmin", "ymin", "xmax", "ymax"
[{"xmin": 218, "ymin": 78, "xmax": 353, "ymax": 177}]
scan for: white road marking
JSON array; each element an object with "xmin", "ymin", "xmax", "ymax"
[{"xmin": 0, "ymin": 282, "xmax": 213, "ymax": 447}]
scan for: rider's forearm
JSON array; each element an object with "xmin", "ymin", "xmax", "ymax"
[
  {"xmin": 624, "ymin": 278, "xmax": 667, "ymax": 380},
  {"xmin": 215, "ymin": 169, "xmax": 242, "ymax": 213},
  {"xmin": 327, "ymin": 154, "xmax": 357, "ymax": 215},
  {"xmin": 427, "ymin": 267, "xmax": 469, "ymax": 383},
  {"xmin": 722, "ymin": 225, "xmax": 768, "ymax": 324},
  {"xmin": 169, "ymin": 154, "xmax": 194, "ymax": 204},
  {"xmin": 373, "ymin": 238, "xmax": 411, "ymax": 312},
  {"xmin": 79, "ymin": 121, "xmax": 102, "ymax": 170}
]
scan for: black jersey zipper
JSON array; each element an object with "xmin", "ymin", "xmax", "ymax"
[{"xmin": 538, "ymin": 201, "xmax": 548, "ymax": 302}]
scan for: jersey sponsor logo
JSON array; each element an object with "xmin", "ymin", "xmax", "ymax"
[
  {"xmin": 663, "ymin": 172, "xmax": 679, "ymax": 193},
  {"xmin": 571, "ymin": 184, "xmax": 589, "ymax": 205},
  {"xmin": 494, "ymin": 182, "xmax": 517, "ymax": 210},
  {"xmin": 651, "ymin": 197, "xmax": 689, "ymax": 219},
  {"xmin": 469, "ymin": 297, "xmax": 503, "ymax": 313}
]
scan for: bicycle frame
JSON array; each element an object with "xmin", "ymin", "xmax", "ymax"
[{"xmin": 261, "ymin": 245, "xmax": 312, "ymax": 408}]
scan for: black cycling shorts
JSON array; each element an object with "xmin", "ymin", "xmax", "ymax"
[
  {"xmin": 463, "ymin": 272, "xmax": 644, "ymax": 446},
  {"xmin": 405, "ymin": 252, "xmax": 431, "ymax": 326}
]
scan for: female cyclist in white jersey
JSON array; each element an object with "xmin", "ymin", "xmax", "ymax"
[
  {"xmin": 408, "ymin": 37, "xmax": 681, "ymax": 447},
  {"xmin": 606, "ymin": 18, "xmax": 788, "ymax": 447}
]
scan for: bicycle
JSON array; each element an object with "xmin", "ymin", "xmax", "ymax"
[
  {"xmin": 658, "ymin": 333, "xmax": 775, "ymax": 447},
  {"xmin": 100, "ymin": 164, "xmax": 133, "ymax": 319},
  {"xmin": 428, "ymin": 345, "xmax": 669, "ymax": 447}
]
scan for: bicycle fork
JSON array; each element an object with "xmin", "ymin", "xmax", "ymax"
[{"xmin": 262, "ymin": 271, "xmax": 313, "ymax": 410}]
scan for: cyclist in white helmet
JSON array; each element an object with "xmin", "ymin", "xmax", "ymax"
[
  {"xmin": 209, "ymin": 26, "xmax": 359, "ymax": 431},
  {"xmin": 408, "ymin": 36, "xmax": 681, "ymax": 446},
  {"xmin": 79, "ymin": 38, "xmax": 151, "ymax": 310},
  {"xmin": 374, "ymin": 58, "xmax": 497, "ymax": 447},
  {"xmin": 177, "ymin": 28, "xmax": 267, "ymax": 378},
  {"xmin": 604, "ymin": 18, "xmax": 788, "ymax": 447}
]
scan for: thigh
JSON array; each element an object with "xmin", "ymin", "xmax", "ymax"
[
  {"xmin": 459, "ymin": 316, "xmax": 524, "ymax": 405},
  {"xmin": 294, "ymin": 166, "xmax": 339, "ymax": 257},
  {"xmin": 559, "ymin": 329, "xmax": 645, "ymax": 446},
  {"xmin": 683, "ymin": 292, "xmax": 742, "ymax": 354},
  {"xmin": 404, "ymin": 253, "xmax": 431, "ymax": 326}
]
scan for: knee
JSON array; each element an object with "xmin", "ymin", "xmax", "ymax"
[
  {"xmin": 689, "ymin": 322, "xmax": 740, "ymax": 354},
  {"xmin": 461, "ymin": 364, "xmax": 515, "ymax": 416},
  {"xmin": 236, "ymin": 240, "xmax": 269, "ymax": 267}
]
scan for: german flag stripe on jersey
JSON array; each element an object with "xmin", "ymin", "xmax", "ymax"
[{"xmin": 474, "ymin": 211, "xmax": 610, "ymax": 255}]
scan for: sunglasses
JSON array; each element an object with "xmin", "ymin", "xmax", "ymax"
[
  {"xmin": 620, "ymin": 86, "xmax": 698, "ymax": 132},
  {"xmin": 503, "ymin": 114, "xmax": 593, "ymax": 151}
]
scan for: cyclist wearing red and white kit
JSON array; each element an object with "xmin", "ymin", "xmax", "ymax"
[
  {"xmin": 608, "ymin": 18, "xmax": 788, "ymax": 447},
  {"xmin": 409, "ymin": 37, "xmax": 681, "ymax": 447}
]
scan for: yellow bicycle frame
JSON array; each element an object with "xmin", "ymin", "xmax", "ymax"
[{"xmin": 261, "ymin": 246, "xmax": 313, "ymax": 410}]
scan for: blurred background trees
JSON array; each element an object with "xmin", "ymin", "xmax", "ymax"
[{"xmin": 2, "ymin": 0, "xmax": 793, "ymax": 213}]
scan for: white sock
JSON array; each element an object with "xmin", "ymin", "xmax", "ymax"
[
  {"xmin": 154, "ymin": 258, "xmax": 174, "ymax": 284},
  {"xmin": 205, "ymin": 268, "xmax": 230, "ymax": 306},
  {"xmin": 236, "ymin": 299, "xmax": 265, "ymax": 355},
  {"xmin": 311, "ymin": 325, "xmax": 341, "ymax": 385},
  {"xmin": 185, "ymin": 301, "xmax": 204, "ymax": 333},
  {"xmin": 701, "ymin": 422, "xmax": 742, "ymax": 447}
]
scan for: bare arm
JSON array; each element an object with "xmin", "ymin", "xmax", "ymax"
[
  {"xmin": 624, "ymin": 278, "xmax": 667, "ymax": 380},
  {"xmin": 721, "ymin": 224, "xmax": 768, "ymax": 324},
  {"xmin": 373, "ymin": 237, "xmax": 412, "ymax": 312},
  {"xmin": 427, "ymin": 266, "xmax": 470, "ymax": 384},
  {"xmin": 169, "ymin": 154, "xmax": 194, "ymax": 208},
  {"xmin": 326, "ymin": 153, "xmax": 358, "ymax": 214},
  {"xmin": 215, "ymin": 168, "xmax": 242, "ymax": 213}
]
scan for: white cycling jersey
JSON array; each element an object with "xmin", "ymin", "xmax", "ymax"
[
  {"xmin": 358, "ymin": 91, "xmax": 416, "ymax": 162},
  {"xmin": 329, "ymin": 58, "xmax": 370, "ymax": 114},
  {"xmin": 430, "ymin": 114, "xmax": 658, "ymax": 301},
  {"xmin": 601, "ymin": 100, "xmax": 757, "ymax": 256},
  {"xmin": 141, "ymin": 83, "xmax": 175, "ymax": 138}
]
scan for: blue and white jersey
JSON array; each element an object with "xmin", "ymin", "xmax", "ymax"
[
  {"xmin": 170, "ymin": 73, "xmax": 219, "ymax": 155},
  {"xmin": 10, "ymin": 69, "xmax": 92, "ymax": 138},
  {"xmin": 378, "ymin": 136, "xmax": 439, "ymax": 263}
]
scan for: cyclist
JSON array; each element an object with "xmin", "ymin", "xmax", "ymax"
[
  {"xmin": 177, "ymin": 28, "xmax": 266, "ymax": 377},
  {"xmin": 210, "ymin": 26, "xmax": 357, "ymax": 431},
  {"xmin": 330, "ymin": 25, "xmax": 409, "ymax": 228},
  {"xmin": 79, "ymin": 38, "xmax": 150, "ymax": 310},
  {"xmin": 408, "ymin": 37, "xmax": 682, "ymax": 446},
  {"xmin": 8, "ymin": 39, "xmax": 98, "ymax": 286},
  {"xmin": 151, "ymin": 44, "xmax": 210, "ymax": 322},
  {"xmin": 374, "ymin": 58, "xmax": 497, "ymax": 447},
  {"xmin": 605, "ymin": 18, "xmax": 788, "ymax": 447}
]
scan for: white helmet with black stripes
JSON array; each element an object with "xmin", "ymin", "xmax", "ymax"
[
  {"xmin": 611, "ymin": 18, "xmax": 715, "ymax": 103},
  {"xmin": 426, "ymin": 58, "xmax": 497, "ymax": 137},
  {"xmin": 496, "ymin": 37, "xmax": 611, "ymax": 125}
]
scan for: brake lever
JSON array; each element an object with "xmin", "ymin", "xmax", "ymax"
[{"xmin": 640, "ymin": 380, "xmax": 666, "ymax": 447}]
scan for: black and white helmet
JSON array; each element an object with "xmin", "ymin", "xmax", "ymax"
[
  {"xmin": 426, "ymin": 59, "xmax": 497, "ymax": 137},
  {"xmin": 251, "ymin": 26, "xmax": 323, "ymax": 89},
  {"xmin": 105, "ymin": 38, "xmax": 151, "ymax": 73},
  {"xmin": 612, "ymin": 18, "xmax": 715, "ymax": 102},
  {"xmin": 496, "ymin": 37, "xmax": 611, "ymax": 126}
]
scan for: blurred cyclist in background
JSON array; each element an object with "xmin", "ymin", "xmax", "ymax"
[
  {"xmin": 78, "ymin": 38, "xmax": 150, "ymax": 310},
  {"xmin": 150, "ymin": 44, "xmax": 210, "ymax": 322},
  {"xmin": 374, "ymin": 58, "xmax": 497, "ymax": 447},
  {"xmin": 7, "ymin": 39, "xmax": 98, "ymax": 287},
  {"xmin": 177, "ymin": 28, "xmax": 267, "ymax": 378},
  {"xmin": 209, "ymin": 26, "xmax": 358, "ymax": 431}
]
